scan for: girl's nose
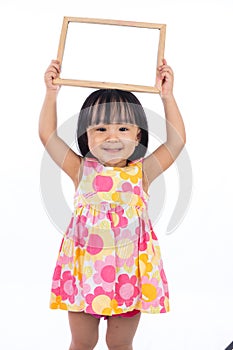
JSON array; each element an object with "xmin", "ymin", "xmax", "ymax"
[
  {"xmin": 106, "ymin": 128, "xmax": 119, "ymax": 141},
  {"xmin": 106, "ymin": 136, "xmax": 119, "ymax": 142}
]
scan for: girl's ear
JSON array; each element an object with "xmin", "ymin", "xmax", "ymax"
[{"xmin": 136, "ymin": 129, "xmax": 142, "ymax": 143}]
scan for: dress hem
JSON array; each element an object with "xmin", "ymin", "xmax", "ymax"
[{"xmin": 49, "ymin": 305, "xmax": 170, "ymax": 315}]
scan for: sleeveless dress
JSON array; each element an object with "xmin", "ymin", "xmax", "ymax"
[{"xmin": 50, "ymin": 157, "xmax": 169, "ymax": 316}]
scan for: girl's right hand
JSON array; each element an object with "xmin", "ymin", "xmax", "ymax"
[{"xmin": 44, "ymin": 60, "xmax": 61, "ymax": 91}]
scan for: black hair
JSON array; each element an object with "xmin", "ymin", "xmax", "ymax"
[{"xmin": 76, "ymin": 89, "xmax": 148, "ymax": 162}]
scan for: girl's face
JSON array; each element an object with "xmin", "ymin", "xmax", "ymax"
[{"xmin": 87, "ymin": 123, "xmax": 141, "ymax": 167}]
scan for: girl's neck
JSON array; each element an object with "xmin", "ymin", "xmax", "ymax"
[
  {"xmin": 89, "ymin": 156, "xmax": 129, "ymax": 168},
  {"xmin": 99, "ymin": 159, "xmax": 128, "ymax": 168}
]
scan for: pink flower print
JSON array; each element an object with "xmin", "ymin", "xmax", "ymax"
[
  {"xmin": 116, "ymin": 229, "xmax": 138, "ymax": 267},
  {"xmin": 57, "ymin": 237, "xmax": 75, "ymax": 266},
  {"xmin": 65, "ymin": 217, "xmax": 75, "ymax": 240},
  {"xmin": 141, "ymin": 275, "xmax": 162, "ymax": 310},
  {"xmin": 58, "ymin": 253, "xmax": 73, "ymax": 266},
  {"xmin": 93, "ymin": 256, "xmax": 116, "ymax": 292},
  {"xmin": 115, "ymin": 274, "xmax": 139, "ymax": 307},
  {"xmin": 86, "ymin": 286, "xmax": 114, "ymax": 315},
  {"xmin": 160, "ymin": 268, "xmax": 168, "ymax": 285},
  {"xmin": 52, "ymin": 269, "xmax": 78, "ymax": 304},
  {"xmin": 53, "ymin": 264, "xmax": 62, "ymax": 280},
  {"xmin": 80, "ymin": 274, "xmax": 91, "ymax": 297},
  {"xmin": 148, "ymin": 221, "xmax": 158, "ymax": 241},
  {"xmin": 121, "ymin": 182, "xmax": 133, "ymax": 192},
  {"xmin": 151, "ymin": 229, "xmax": 158, "ymax": 241},
  {"xmin": 139, "ymin": 231, "xmax": 149, "ymax": 251},
  {"xmin": 88, "ymin": 208, "xmax": 105, "ymax": 225},
  {"xmin": 136, "ymin": 221, "xmax": 150, "ymax": 251},
  {"xmin": 133, "ymin": 186, "xmax": 141, "ymax": 196},
  {"xmin": 83, "ymin": 159, "xmax": 98, "ymax": 175},
  {"xmin": 93, "ymin": 175, "xmax": 113, "ymax": 192},
  {"xmin": 73, "ymin": 215, "xmax": 88, "ymax": 247},
  {"xmin": 60, "ymin": 271, "xmax": 78, "ymax": 304},
  {"xmin": 51, "ymin": 265, "xmax": 62, "ymax": 294},
  {"xmin": 112, "ymin": 227, "xmax": 121, "ymax": 237},
  {"xmin": 86, "ymin": 234, "xmax": 104, "ymax": 255},
  {"xmin": 159, "ymin": 295, "xmax": 170, "ymax": 313},
  {"xmin": 159, "ymin": 263, "xmax": 169, "ymax": 297},
  {"xmin": 120, "ymin": 183, "xmax": 142, "ymax": 202},
  {"xmin": 107, "ymin": 206, "xmax": 128, "ymax": 229}
]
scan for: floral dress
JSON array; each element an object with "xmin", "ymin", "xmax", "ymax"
[{"xmin": 50, "ymin": 157, "xmax": 169, "ymax": 315}]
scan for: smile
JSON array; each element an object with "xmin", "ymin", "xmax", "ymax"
[{"xmin": 103, "ymin": 148, "xmax": 123, "ymax": 153}]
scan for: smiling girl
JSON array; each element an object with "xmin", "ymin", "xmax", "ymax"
[{"xmin": 39, "ymin": 58, "xmax": 186, "ymax": 350}]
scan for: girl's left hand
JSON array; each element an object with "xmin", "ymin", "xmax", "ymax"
[{"xmin": 156, "ymin": 59, "xmax": 174, "ymax": 99}]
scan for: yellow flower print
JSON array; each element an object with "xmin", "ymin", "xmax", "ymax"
[
  {"xmin": 153, "ymin": 270, "xmax": 161, "ymax": 282},
  {"xmin": 92, "ymin": 295, "xmax": 112, "ymax": 314},
  {"xmin": 84, "ymin": 266, "xmax": 93, "ymax": 279},
  {"xmin": 124, "ymin": 262, "xmax": 133, "ymax": 274},
  {"xmin": 115, "ymin": 162, "xmax": 142, "ymax": 184},
  {"xmin": 111, "ymin": 191, "xmax": 144, "ymax": 208},
  {"xmin": 152, "ymin": 245, "xmax": 161, "ymax": 265},
  {"xmin": 142, "ymin": 283, "xmax": 157, "ymax": 302},
  {"xmin": 62, "ymin": 238, "xmax": 74, "ymax": 257},
  {"xmin": 67, "ymin": 300, "xmax": 86, "ymax": 312},
  {"xmin": 135, "ymin": 253, "xmax": 153, "ymax": 278},
  {"xmin": 74, "ymin": 247, "xmax": 85, "ymax": 280},
  {"xmin": 136, "ymin": 196, "xmax": 143, "ymax": 208},
  {"xmin": 163, "ymin": 296, "xmax": 169, "ymax": 312},
  {"xmin": 150, "ymin": 305, "xmax": 161, "ymax": 313},
  {"xmin": 50, "ymin": 294, "xmax": 68, "ymax": 310},
  {"xmin": 125, "ymin": 206, "xmax": 135, "ymax": 219},
  {"xmin": 110, "ymin": 299, "xmax": 123, "ymax": 314},
  {"xmin": 94, "ymin": 299, "xmax": 124, "ymax": 316},
  {"xmin": 99, "ymin": 220, "xmax": 111, "ymax": 230},
  {"xmin": 111, "ymin": 191, "xmax": 125, "ymax": 205}
]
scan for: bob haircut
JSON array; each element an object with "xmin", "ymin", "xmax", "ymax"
[{"xmin": 76, "ymin": 89, "xmax": 148, "ymax": 162}]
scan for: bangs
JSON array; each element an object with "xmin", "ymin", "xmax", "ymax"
[{"xmin": 87, "ymin": 99, "xmax": 137, "ymax": 127}]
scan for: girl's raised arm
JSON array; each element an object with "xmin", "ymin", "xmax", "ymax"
[
  {"xmin": 143, "ymin": 59, "xmax": 186, "ymax": 186},
  {"xmin": 39, "ymin": 60, "xmax": 82, "ymax": 189}
]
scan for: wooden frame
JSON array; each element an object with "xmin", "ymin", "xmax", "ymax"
[{"xmin": 53, "ymin": 17, "xmax": 166, "ymax": 93}]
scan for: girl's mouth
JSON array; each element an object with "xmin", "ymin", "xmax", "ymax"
[{"xmin": 103, "ymin": 148, "xmax": 123, "ymax": 153}]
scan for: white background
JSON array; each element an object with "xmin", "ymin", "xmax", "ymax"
[{"xmin": 0, "ymin": 0, "xmax": 233, "ymax": 349}]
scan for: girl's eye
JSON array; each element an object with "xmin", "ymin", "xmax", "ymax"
[
  {"xmin": 96, "ymin": 127, "xmax": 106, "ymax": 132},
  {"xmin": 119, "ymin": 127, "xmax": 129, "ymax": 131}
]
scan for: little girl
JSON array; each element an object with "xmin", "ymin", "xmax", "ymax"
[{"xmin": 39, "ymin": 59, "xmax": 186, "ymax": 350}]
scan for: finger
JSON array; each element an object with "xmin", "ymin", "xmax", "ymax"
[
  {"xmin": 51, "ymin": 59, "xmax": 61, "ymax": 68},
  {"xmin": 44, "ymin": 73, "xmax": 58, "ymax": 86},
  {"xmin": 158, "ymin": 63, "xmax": 172, "ymax": 71},
  {"xmin": 49, "ymin": 65, "xmax": 60, "ymax": 74},
  {"xmin": 159, "ymin": 67, "xmax": 173, "ymax": 76},
  {"xmin": 162, "ymin": 58, "xmax": 167, "ymax": 65},
  {"xmin": 160, "ymin": 72, "xmax": 170, "ymax": 81},
  {"xmin": 45, "ymin": 77, "xmax": 59, "ymax": 90},
  {"xmin": 158, "ymin": 67, "xmax": 173, "ymax": 77},
  {"xmin": 46, "ymin": 72, "xmax": 57, "ymax": 79},
  {"xmin": 44, "ymin": 70, "xmax": 58, "ymax": 79},
  {"xmin": 45, "ymin": 66, "xmax": 60, "ymax": 75},
  {"xmin": 47, "ymin": 61, "xmax": 61, "ymax": 73}
]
